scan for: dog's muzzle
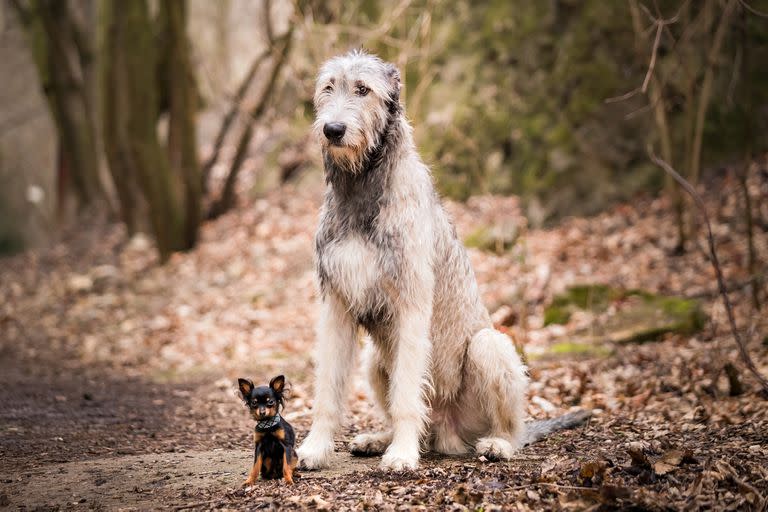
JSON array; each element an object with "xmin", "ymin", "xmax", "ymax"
[{"xmin": 323, "ymin": 122, "xmax": 346, "ymax": 144}]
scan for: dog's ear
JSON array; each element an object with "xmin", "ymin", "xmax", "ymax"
[
  {"xmin": 237, "ymin": 378, "xmax": 254, "ymax": 400},
  {"xmin": 385, "ymin": 62, "xmax": 402, "ymax": 100},
  {"xmin": 269, "ymin": 375, "xmax": 286, "ymax": 394}
]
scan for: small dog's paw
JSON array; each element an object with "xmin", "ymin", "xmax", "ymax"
[
  {"xmin": 349, "ymin": 432, "xmax": 391, "ymax": 457},
  {"xmin": 242, "ymin": 479, "xmax": 256, "ymax": 488},
  {"xmin": 475, "ymin": 437, "xmax": 516, "ymax": 461},
  {"xmin": 297, "ymin": 436, "xmax": 334, "ymax": 470},
  {"xmin": 380, "ymin": 445, "xmax": 419, "ymax": 471}
]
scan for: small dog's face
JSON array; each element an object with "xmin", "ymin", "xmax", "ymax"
[
  {"xmin": 238, "ymin": 375, "xmax": 285, "ymax": 421},
  {"xmin": 313, "ymin": 51, "xmax": 401, "ymax": 173}
]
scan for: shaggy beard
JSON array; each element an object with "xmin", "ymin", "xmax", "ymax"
[{"xmin": 324, "ymin": 144, "xmax": 367, "ymax": 174}]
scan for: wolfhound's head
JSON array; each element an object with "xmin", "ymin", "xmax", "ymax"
[{"xmin": 313, "ymin": 50, "xmax": 402, "ymax": 173}]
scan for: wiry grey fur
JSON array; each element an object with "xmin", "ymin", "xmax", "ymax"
[{"xmin": 297, "ymin": 50, "xmax": 589, "ymax": 471}]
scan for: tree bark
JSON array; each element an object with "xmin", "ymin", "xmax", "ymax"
[
  {"xmin": 162, "ymin": 0, "xmax": 201, "ymax": 248},
  {"xmin": 33, "ymin": 0, "xmax": 103, "ymax": 208},
  {"xmin": 689, "ymin": 0, "xmax": 737, "ymax": 185},
  {"xmin": 104, "ymin": 0, "xmax": 187, "ymax": 261},
  {"xmin": 628, "ymin": 0, "xmax": 687, "ymax": 252},
  {"xmin": 102, "ymin": 0, "xmax": 146, "ymax": 235}
]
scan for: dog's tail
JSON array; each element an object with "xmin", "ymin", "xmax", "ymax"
[{"xmin": 523, "ymin": 409, "xmax": 592, "ymax": 446}]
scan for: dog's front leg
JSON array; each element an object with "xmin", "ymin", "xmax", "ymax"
[
  {"xmin": 380, "ymin": 308, "xmax": 432, "ymax": 471},
  {"xmin": 297, "ymin": 295, "xmax": 358, "ymax": 469}
]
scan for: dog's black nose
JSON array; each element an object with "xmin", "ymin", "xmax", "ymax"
[{"xmin": 323, "ymin": 122, "xmax": 346, "ymax": 140}]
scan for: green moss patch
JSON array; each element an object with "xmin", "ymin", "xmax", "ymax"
[
  {"xmin": 544, "ymin": 284, "xmax": 706, "ymax": 344},
  {"xmin": 464, "ymin": 225, "xmax": 519, "ymax": 254}
]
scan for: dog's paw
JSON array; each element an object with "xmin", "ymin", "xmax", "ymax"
[
  {"xmin": 349, "ymin": 432, "xmax": 392, "ymax": 457},
  {"xmin": 475, "ymin": 437, "xmax": 516, "ymax": 461},
  {"xmin": 297, "ymin": 435, "xmax": 334, "ymax": 470},
  {"xmin": 380, "ymin": 444, "xmax": 419, "ymax": 471}
]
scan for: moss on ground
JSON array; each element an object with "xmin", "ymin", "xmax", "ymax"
[
  {"xmin": 543, "ymin": 306, "xmax": 572, "ymax": 326},
  {"xmin": 544, "ymin": 284, "xmax": 706, "ymax": 343},
  {"xmin": 548, "ymin": 342, "xmax": 613, "ymax": 357},
  {"xmin": 464, "ymin": 226, "xmax": 518, "ymax": 254}
]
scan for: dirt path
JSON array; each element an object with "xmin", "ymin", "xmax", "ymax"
[
  {"xmin": 2, "ymin": 449, "xmax": 380, "ymax": 510},
  {"xmin": 3, "ymin": 347, "xmax": 766, "ymax": 511},
  {"xmin": 2, "ymin": 182, "xmax": 767, "ymax": 510}
]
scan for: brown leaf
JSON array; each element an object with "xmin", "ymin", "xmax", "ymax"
[
  {"xmin": 579, "ymin": 459, "xmax": 607, "ymax": 480},
  {"xmin": 600, "ymin": 484, "xmax": 632, "ymax": 502},
  {"xmin": 627, "ymin": 443, "xmax": 650, "ymax": 468},
  {"xmin": 659, "ymin": 449, "xmax": 684, "ymax": 465},
  {"xmin": 653, "ymin": 461, "xmax": 676, "ymax": 476}
]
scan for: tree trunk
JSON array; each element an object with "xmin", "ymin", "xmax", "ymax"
[
  {"xmin": 34, "ymin": 0, "xmax": 103, "ymax": 208},
  {"xmin": 689, "ymin": 0, "xmax": 737, "ymax": 185},
  {"xmin": 104, "ymin": 0, "xmax": 187, "ymax": 261},
  {"xmin": 628, "ymin": 0, "xmax": 686, "ymax": 253},
  {"xmin": 102, "ymin": 0, "xmax": 146, "ymax": 235},
  {"xmin": 162, "ymin": 0, "xmax": 201, "ymax": 248}
]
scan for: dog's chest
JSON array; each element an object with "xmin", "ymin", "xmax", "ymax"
[{"xmin": 317, "ymin": 234, "xmax": 381, "ymax": 310}]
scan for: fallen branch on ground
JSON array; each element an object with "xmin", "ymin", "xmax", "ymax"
[
  {"xmin": 649, "ymin": 145, "xmax": 768, "ymax": 397},
  {"xmin": 684, "ymin": 273, "xmax": 765, "ymax": 300}
]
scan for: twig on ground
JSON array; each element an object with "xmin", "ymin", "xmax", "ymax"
[
  {"xmin": 172, "ymin": 498, "xmax": 222, "ymax": 511},
  {"xmin": 724, "ymin": 362, "xmax": 744, "ymax": 396},
  {"xmin": 648, "ymin": 146, "xmax": 768, "ymax": 396},
  {"xmin": 538, "ymin": 482, "xmax": 596, "ymax": 491},
  {"xmin": 685, "ymin": 273, "xmax": 765, "ymax": 300}
]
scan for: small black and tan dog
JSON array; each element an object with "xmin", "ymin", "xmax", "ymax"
[{"xmin": 238, "ymin": 375, "xmax": 298, "ymax": 485}]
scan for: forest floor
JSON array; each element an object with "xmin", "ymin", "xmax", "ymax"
[{"xmin": 1, "ymin": 171, "xmax": 767, "ymax": 511}]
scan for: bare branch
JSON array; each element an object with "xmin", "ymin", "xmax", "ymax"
[
  {"xmin": 201, "ymin": 48, "xmax": 271, "ymax": 192},
  {"xmin": 690, "ymin": 0, "xmax": 738, "ymax": 184},
  {"xmin": 207, "ymin": 28, "xmax": 294, "ymax": 219},
  {"xmin": 641, "ymin": 21, "xmax": 663, "ymax": 93},
  {"xmin": 739, "ymin": 0, "xmax": 768, "ymax": 17},
  {"xmin": 609, "ymin": 0, "xmax": 690, "ymax": 105},
  {"xmin": 263, "ymin": 0, "xmax": 274, "ymax": 45},
  {"xmin": 9, "ymin": 0, "xmax": 33, "ymax": 26},
  {"xmin": 605, "ymin": 87, "xmax": 641, "ymax": 104},
  {"xmin": 648, "ymin": 145, "xmax": 768, "ymax": 396}
]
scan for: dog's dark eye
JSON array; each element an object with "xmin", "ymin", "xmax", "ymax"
[
  {"xmin": 355, "ymin": 85, "xmax": 370, "ymax": 97},
  {"xmin": 323, "ymin": 84, "xmax": 333, "ymax": 93},
  {"xmin": 267, "ymin": 399, "xmax": 274, "ymax": 406}
]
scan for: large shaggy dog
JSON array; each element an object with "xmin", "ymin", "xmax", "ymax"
[{"xmin": 297, "ymin": 51, "xmax": 588, "ymax": 471}]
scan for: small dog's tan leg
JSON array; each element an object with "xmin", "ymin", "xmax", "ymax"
[
  {"xmin": 244, "ymin": 453, "xmax": 262, "ymax": 486},
  {"xmin": 282, "ymin": 451, "xmax": 294, "ymax": 484}
]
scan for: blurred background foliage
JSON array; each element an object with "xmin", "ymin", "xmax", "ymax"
[
  {"xmin": 0, "ymin": 0, "xmax": 766, "ymax": 257},
  {"xmin": 307, "ymin": 0, "xmax": 768, "ymax": 224}
]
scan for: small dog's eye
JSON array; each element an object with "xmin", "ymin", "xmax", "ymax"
[
  {"xmin": 323, "ymin": 84, "xmax": 333, "ymax": 93},
  {"xmin": 355, "ymin": 85, "xmax": 370, "ymax": 97},
  {"xmin": 267, "ymin": 399, "xmax": 274, "ymax": 405}
]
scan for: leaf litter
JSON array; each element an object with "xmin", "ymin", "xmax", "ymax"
[{"xmin": 0, "ymin": 170, "xmax": 766, "ymax": 510}]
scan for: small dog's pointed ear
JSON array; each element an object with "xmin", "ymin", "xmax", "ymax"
[
  {"xmin": 269, "ymin": 375, "xmax": 285, "ymax": 394},
  {"xmin": 238, "ymin": 378, "xmax": 254, "ymax": 399}
]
